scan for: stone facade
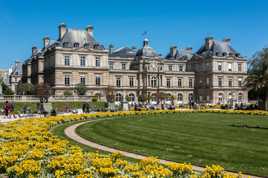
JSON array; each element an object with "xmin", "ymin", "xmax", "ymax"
[
  {"xmin": 190, "ymin": 37, "xmax": 248, "ymax": 104},
  {"xmin": 22, "ymin": 24, "xmax": 248, "ymax": 105}
]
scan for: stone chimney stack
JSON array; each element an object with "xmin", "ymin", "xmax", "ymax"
[
  {"xmin": 205, "ymin": 37, "xmax": 214, "ymax": 50},
  {"xmin": 143, "ymin": 38, "xmax": 149, "ymax": 47},
  {"xmin": 32, "ymin": 46, "xmax": 38, "ymax": 56},
  {"xmin": 108, "ymin": 44, "xmax": 114, "ymax": 54},
  {"xmin": 86, "ymin": 25, "xmax": 94, "ymax": 36},
  {"xmin": 58, "ymin": 23, "xmax": 67, "ymax": 40},
  {"xmin": 170, "ymin": 46, "xmax": 177, "ymax": 57},
  {"xmin": 223, "ymin": 37, "xmax": 231, "ymax": 45},
  {"xmin": 43, "ymin": 36, "xmax": 50, "ymax": 48}
]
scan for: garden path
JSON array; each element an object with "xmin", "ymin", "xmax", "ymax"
[{"xmin": 65, "ymin": 119, "xmax": 261, "ymax": 178}]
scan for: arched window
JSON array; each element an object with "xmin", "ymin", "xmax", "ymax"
[
  {"xmin": 95, "ymin": 93, "xmax": 101, "ymax": 99},
  {"xmin": 115, "ymin": 93, "xmax": 123, "ymax": 102},
  {"xmin": 129, "ymin": 93, "xmax": 135, "ymax": 102},
  {"xmin": 178, "ymin": 93, "xmax": 183, "ymax": 101},
  {"xmin": 151, "ymin": 76, "xmax": 157, "ymax": 88},
  {"xmin": 218, "ymin": 93, "xmax": 224, "ymax": 103}
]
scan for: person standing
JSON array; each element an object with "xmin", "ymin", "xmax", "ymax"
[{"xmin": 3, "ymin": 101, "xmax": 11, "ymax": 117}]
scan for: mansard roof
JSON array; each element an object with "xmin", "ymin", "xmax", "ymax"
[
  {"xmin": 196, "ymin": 37, "xmax": 240, "ymax": 57},
  {"xmin": 166, "ymin": 47, "xmax": 193, "ymax": 60},
  {"xmin": 136, "ymin": 38, "xmax": 160, "ymax": 58},
  {"xmin": 10, "ymin": 61, "xmax": 22, "ymax": 76},
  {"xmin": 59, "ymin": 29, "xmax": 97, "ymax": 48},
  {"xmin": 109, "ymin": 47, "xmax": 137, "ymax": 58}
]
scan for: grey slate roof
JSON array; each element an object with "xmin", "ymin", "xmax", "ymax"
[
  {"xmin": 60, "ymin": 29, "xmax": 96, "ymax": 48},
  {"xmin": 10, "ymin": 61, "xmax": 22, "ymax": 76},
  {"xmin": 197, "ymin": 38, "xmax": 239, "ymax": 56},
  {"xmin": 166, "ymin": 48, "xmax": 193, "ymax": 60},
  {"xmin": 136, "ymin": 39, "xmax": 160, "ymax": 58},
  {"xmin": 109, "ymin": 47, "xmax": 137, "ymax": 58}
]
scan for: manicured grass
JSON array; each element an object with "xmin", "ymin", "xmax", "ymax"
[{"xmin": 76, "ymin": 112, "xmax": 268, "ymax": 176}]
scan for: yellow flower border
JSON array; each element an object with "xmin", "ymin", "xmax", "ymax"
[{"xmin": 1, "ymin": 109, "xmax": 266, "ymax": 177}]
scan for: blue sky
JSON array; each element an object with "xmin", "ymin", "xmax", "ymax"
[{"xmin": 0, "ymin": 0, "xmax": 268, "ymax": 68}]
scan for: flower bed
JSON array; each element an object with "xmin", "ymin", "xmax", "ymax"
[{"xmin": 0, "ymin": 109, "xmax": 267, "ymax": 177}]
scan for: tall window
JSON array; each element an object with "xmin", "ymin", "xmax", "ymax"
[
  {"xmin": 189, "ymin": 78, "xmax": 193, "ymax": 88},
  {"xmin": 178, "ymin": 93, "xmax": 183, "ymax": 101},
  {"xmin": 218, "ymin": 77, "xmax": 222, "ymax": 87},
  {"xmin": 166, "ymin": 78, "xmax": 171, "ymax": 88},
  {"xmin": 116, "ymin": 77, "xmax": 121, "ymax": 87},
  {"xmin": 80, "ymin": 56, "xmax": 86, "ymax": 67},
  {"xmin": 238, "ymin": 63, "xmax": 242, "ymax": 72},
  {"xmin": 129, "ymin": 77, "xmax": 134, "ymax": 87},
  {"xmin": 168, "ymin": 65, "xmax": 172, "ymax": 71},
  {"xmin": 95, "ymin": 75, "xmax": 101, "ymax": 86},
  {"xmin": 64, "ymin": 75, "xmax": 70, "ymax": 86},
  {"xmin": 64, "ymin": 56, "xmax": 70, "ymax": 66},
  {"xmin": 80, "ymin": 76, "xmax": 85, "ymax": 85},
  {"xmin": 218, "ymin": 93, "xmax": 224, "ymax": 103},
  {"xmin": 238, "ymin": 78, "xmax": 242, "ymax": 87},
  {"xmin": 178, "ymin": 78, "xmax": 182, "ymax": 88},
  {"xmin": 218, "ymin": 62, "xmax": 222, "ymax": 71},
  {"xmin": 228, "ymin": 63, "xmax": 232, "ymax": 71},
  {"xmin": 115, "ymin": 93, "xmax": 122, "ymax": 102},
  {"xmin": 228, "ymin": 78, "xmax": 233, "ymax": 87},
  {"xmin": 179, "ymin": 65, "xmax": 183, "ymax": 72},
  {"xmin": 206, "ymin": 77, "xmax": 210, "ymax": 87},
  {"xmin": 151, "ymin": 77, "xmax": 157, "ymax": 88},
  {"xmin": 109, "ymin": 61, "xmax": 113, "ymax": 70},
  {"xmin": 122, "ymin": 63, "xmax": 126, "ymax": 70},
  {"xmin": 129, "ymin": 93, "xmax": 135, "ymax": 102},
  {"xmin": 96, "ymin": 57, "xmax": 100, "ymax": 67}
]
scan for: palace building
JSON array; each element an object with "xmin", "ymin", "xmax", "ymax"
[{"xmin": 22, "ymin": 23, "xmax": 248, "ymax": 104}]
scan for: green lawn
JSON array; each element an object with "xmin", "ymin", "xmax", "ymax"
[{"xmin": 76, "ymin": 112, "xmax": 268, "ymax": 176}]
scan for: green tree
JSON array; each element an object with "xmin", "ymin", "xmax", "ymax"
[
  {"xmin": 104, "ymin": 86, "xmax": 115, "ymax": 102},
  {"xmin": 74, "ymin": 84, "xmax": 87, "ymax": 96},
  {"xmin": 246, "ymin": 48, "xmax": 268, "ymax": 109},
  {"xmin": 17, "ymin": 83, "xmax": 34, "ymax": 95},
  {"xmin": 1, "ymin": 80, "xmax": 14, "ymax": 95}
]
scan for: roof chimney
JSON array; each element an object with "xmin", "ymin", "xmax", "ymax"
[
  {"xmin": 170, "ymin": 46, "xmax": 177, "ymax": 57},
  {"xmin": 223, "ymin": 37, "xmax": 231, "ymax": 45},
  {"xmin": 205, "ymin": 36, "xmax": 214, "ymax": 50},
  {"xmin": 86, "ymin": 25, "xmax": 94, "ymax": 36},
  {"xmin": 32, "ymin": 46, "xmax": 38, "ymax": 56},
  {"xmin": 108, "ymin": 44, "xmax": 114, "ymax": 54},
  {"xmin": 143, "ymin": 38, "xmax": 149, "ymax": 47},
  {"xmin": 58, "ymin": 23, "xmax": 67, "ymax": 40},
  {"xmin": 43, "ymin": 36, "xmax": 50, "ymax": 48}
]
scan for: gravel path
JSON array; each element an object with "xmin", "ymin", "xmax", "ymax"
[{"xmin": 64, "ymin": 119, "xmax": 261, "ymax": 178}]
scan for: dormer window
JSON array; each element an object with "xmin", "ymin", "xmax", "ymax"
[
  {"xmin": 235, "ymin": 53, "xmax": 240, "ymax": 57},
  {"xmin": 84, "ymin": 43, "xmax": 89, "ymax": 48},
  {"xmin": 63, "ymin": 42, "xmax": 69, "ymax": 48},
  {"xmin": 74, "ymin": 43, "xmax": 79, "ymax": 48},
  {"xmin": 222, "ymin": 52, "xmax": 227, "ymax": 56},
  {"xmin": 215, "ymin": 52, "xmax": 219, "ymax": 56}
]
